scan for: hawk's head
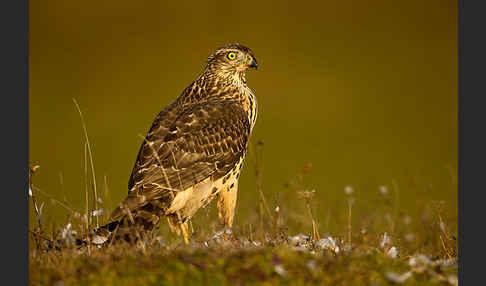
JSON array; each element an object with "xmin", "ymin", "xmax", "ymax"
[{"xmin": 205, "ymin": 44, "xmax": 258, "ymax": 80}]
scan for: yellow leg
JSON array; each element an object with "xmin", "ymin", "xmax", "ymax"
[
  {"xmin": 217, "ymin": 182, "xmax": 238, "ymax": 228},
  {"xmin": 180, "ymin": 222, "xmax": 189, "ymax": 245}
]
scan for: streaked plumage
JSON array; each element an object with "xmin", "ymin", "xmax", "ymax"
[{"xmin": 97, "ymin": 44, "xmax": 258, "ymax": 244}]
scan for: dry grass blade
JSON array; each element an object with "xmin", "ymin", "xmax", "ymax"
[
  {"xmin": 297, "ymin": 190, "xmax": 320, "ymax": 241},
  {"xmin": 391, "ymin": 178, "xmax": 400, "ymax": 236},
  {"xmin": 59, "ymin": 171, "xmax": 67, "ymax": 203},
  {"xmin": 253, "ymin": 140, "xmax": 272, "ymax": 237},
  {"xmin": 104, "ymin": 175, "xmax": 110, "ymax": 220},
  {"xmin": 347, "ymin": 198, "xmax": 353, "ymax": 248},
  {"xmin": 73, "ymin": 98, "xmax": 99, "ymax": 228},
  {"xmin": 29, "ymin": 165, "xmax": 43, "ymax": 249},
  {"xmin": 32, "ymin": 186, "xmax": 74, "ymax": 214},
  {"xmin": 433, "ymin": 201, "xmax": 456, "ymax": 258}
]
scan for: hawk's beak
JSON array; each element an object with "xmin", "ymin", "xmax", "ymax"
[{"xmin": 249, "ymin": 57, "xmax": 258, "ymax": 70}]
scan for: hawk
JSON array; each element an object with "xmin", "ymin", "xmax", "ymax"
[{"xmin": 97, "ymin": 44, "xmax": 258, "ymax": 244}]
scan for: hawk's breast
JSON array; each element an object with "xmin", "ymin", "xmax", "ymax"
[{"xmin": 246, "ymin": 87, "xmax": 258, "ymax": 132}]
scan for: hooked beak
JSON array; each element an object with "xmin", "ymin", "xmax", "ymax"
[{"xmin": 249, "ymin": 56, "xmax": 258, "ymax": 70}]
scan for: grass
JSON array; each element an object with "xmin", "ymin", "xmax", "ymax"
[
  {"xmin": 28, "ymin": 102, "xmax": 457, "ymax": 286},
  {"xmin": 30, "ymin": 241, "xmax": 457, "ymax": 286},
  {"xmin": 29, "ymin": 156, "xmax": 458, "ymax": 286}
]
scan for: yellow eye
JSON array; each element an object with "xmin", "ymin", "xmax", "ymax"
[{"xmin": 227, "ymin": 52, "xmax": 237, "ymax": 60}]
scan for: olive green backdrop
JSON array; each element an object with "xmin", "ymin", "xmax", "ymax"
[{"xmin": 30, "ymin": 0, "xmax": 457, "ymax": 233}]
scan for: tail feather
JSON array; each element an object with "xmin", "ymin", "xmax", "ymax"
[
  {"xmin": 49, "ymin": 199, "xmax": 192, "ymax": 249},
  {"xmin": 93, "ymin": 201, "xmax": 168, "ymax": 244}
]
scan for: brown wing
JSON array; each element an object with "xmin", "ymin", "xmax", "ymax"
[
  {"xmin": 127, "ymin": 100, "xmax": 181, "ymax": 191},
  {"xmin": 117, "ymin": 99, "xmax": 251, "ymax": 217}
]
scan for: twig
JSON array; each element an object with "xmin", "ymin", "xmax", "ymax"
[
  {"xmin": 73, "ymin": 98, "xmax": 99, "ymax": 228},
  {"xmin": 28, "ymin": 230, "xmax": 53, "ymax": 244},
  {"xmin": 391, "ymin": 178, "xmax": 400, "ymax": 236},
  {"xmin": 32, "ymin": 186, "xmax": 74, "ymax": 214},
  {"xmin": 29, "ymin": 165, "xmax": 43, "ymax": 250},
  {"xmin": 433, "ymin": 201, "xmax": 455, "ymax": 258},
  {"xmin": 297, "ymin": 190, "xmax": 320, "ymax": 241},
  {"xmin": 273, "ymin": 205, "xmax": 280, "ymax": 238},
  {"xmin": 104, "ymin": 175, "xmax": 110, "ymax": 220},
  {"xmin": 307, "ymin": 200, "xmax": 320, "ymax": 241},
  {"xmin": 108, "ymin": 223, "xmax": 120, "ymax": 248},
  {"xmin": 84, "ymin": 142, "xmax": 90, "ymax": 229},
  {"xmin": 59, "ymin": 171, "xmax": 67, "ymax": 203},
  {"xmin": 439, "ymin": 234, "xmax": 453, "ymax": 259},
  {"xmin": 253, "ymin": 140, "xmax": 272, "ymax": 237},
  {"xmin": 347, "ymin": 198, "xmax": 353, "ymax": 248},
  {"xmin": 29, "ymin": 165, "xmax": 43, "ymax": 233}
]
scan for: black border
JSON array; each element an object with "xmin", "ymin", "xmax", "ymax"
[
  {"xmin": 0, "ymin": 0, "xmax": 29, "ymax": 284},
  {"xmin": 0, "ymin": 0, "xmax": 476, "ymax": 284},
  {"xmin": 458, "ymin": 0, "xmax": 486, "ymax": 284}
]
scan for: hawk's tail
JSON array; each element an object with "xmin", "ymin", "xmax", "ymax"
[
  {"xmin": 93, "ymin": 204, "xmax": 164, "ymax": 244},
  {"xmin": 93, "ymin": 210, "xmax": 190, "ymax": 245}
]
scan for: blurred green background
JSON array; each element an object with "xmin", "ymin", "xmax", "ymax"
[{"xmin": 30, "ymin": 0, "xmax": 457, "ymax": 236}]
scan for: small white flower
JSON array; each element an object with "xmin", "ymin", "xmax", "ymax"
[
  {"xmin": 275, "ymin": 206, "xmax": 280, "ymax": 212},
  {"xmin": 91, "ymin": 208, "xmax": 104, "ymax": 217},
  {"xmin": 408, "ymin": 254, "xmax": 432, "ymax": 267},
  {"xmin": 437, "ymin": 257, "xmax": 458, "ymax": 268},
  {"xmin": 380, "ymin": 232, "xmax": 391, "ymax": 249},
  {"xmin": 61, "ymin": 223, "xmax": 73, "ymax": 237},
  {"xmin": 379, "ymin": 185, "xmax": 389, "ymax": 195},
  {"xmin": 386, "ymin": 246, "xmax": 398, "ymax": 259},
  {"xmin": 61, "ymin": 223, "xmax": 78, "ymax": 245},
  {"xmin": 91, "ymin": 235, "xmax": 107, "ymax": 245},
  {"xmin": 385, "ymin": 271, "xmax": 412, "ymax": 284},
  {"xmin": 344, "ymin": 185, "xmax": 354, "ymax": 195},
  {"xmin": 211, "ymin": 227, "xmax": 232, "ymax": 240},
  {"xmin": 274, "ymin": 264, "xmax": 287, "ymax": 277},
  {"xmin": 315, "ymin": 237, "xmax": 340, "ymax": 253}
]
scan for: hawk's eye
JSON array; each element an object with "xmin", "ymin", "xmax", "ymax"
[{"xmin": 227, "ymin": 52, "xmax": 237, "ymax": 60}]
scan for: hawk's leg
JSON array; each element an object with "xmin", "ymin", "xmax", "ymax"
[
  {"xmin": 217, "ymin": 180, "xmax": 239, "ymax": 228},
  {"xmin": 167, "ymin": 214, "xmax": 191, "ymax": 244},
  {"xmin": 180, "ymin": 222, "xmax": 189, "ymax": 245}
]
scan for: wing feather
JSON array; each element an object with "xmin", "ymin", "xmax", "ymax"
[{"xmin": 127, "ymin": 99, "xmax": 250, "ymax": 201}]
